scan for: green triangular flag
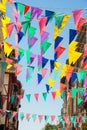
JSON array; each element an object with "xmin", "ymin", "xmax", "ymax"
[
  {"xmin": 79, "ymin": 87, "xmax": 84, "ymax": 96},
  {"xmin": 22, "ymin": 21, "xmax": 30, "ymax": 35},
  {"xmin": 25, "ymin": 11, "xmax": 31, "ymax": 20},
  {"xmin": 77, "ymin": 98, "xmax": 83, "ymax": 105},
  {"xmin": 32, "ymin": 114, "xmax": 37, "ymax": 121},
  {"xmin": 26, "ymin": 66, "xmax": 34, "ymax": 82},
  {"xmin": 10, "ymin": 95, "xmax": 14, "ymax": 104},
  {"xmin": 18, "ymin": 48, "xmax": 25, "ymax": 61},
  {"xmin": 41, "ymin": 38, "xmax": 51, "ymax": 54},
  {"xmin": 82, "ymin": 116, "xmax": 86, "ymax": 123},
  {"xmin": 45, "ymin": 115, "xmax": 49, "ymax": 121},
  {"xmin": 72, "ymin": 87, "xmax": 78, "ymax": 98},
  {"xmin": 52, "ymin": 70, "xmax": 58, "ymax": 79},
  {"xmin": 18, "ymin": 3, "xmax": 24, "ymax": 16},
  {"xmin": 77, "ymin": 72, "xmax": 83, "ymax": 83},
  {"xmin": 55, "ymin": 13, "xmax": 65, "ymax": 29},
  {"xmin": 38, "ymin": 64, "xmax": 42, "ymax": 71},
  {"xmin": 26, "ymin": 94, "xmax": 31, "ymax": 102},
  {"xmin": 28, "ymin": 26, "xmax": 36, "ymax": 38},
  {"xmin": 61, "ymin": 90, "xmax": 65, "ymax": 99},
  {"xmin": 26, "ymin": 49, "xmax": 30, "ymax": 63},
  {"xmin": 43, "ymin": 92, "xmax": 47, "ymax": 101},
  {"xmin": 20, "ymin": 112, "xmax": 24, "ymax": 120},
  {"xmin": 73, "ymin": 121, "xmax": 77, "ymax": 127},
  {"xmin": 0, "ymin": 61, "xmax": 7, "ymax": 71},
  {"xmin": 70, "ymin": 116, "xmax": 76, "ymax": 123}
]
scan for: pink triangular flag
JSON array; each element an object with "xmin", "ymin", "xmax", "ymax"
[
  {"xmin": 51, "ymin": 92, "xmax": 56, "ymax": 99},
  {"xmin": 14, "ymin": 64, "xmax": 22, "ymax": 76},
  {"xmin": 38, "ymin": 115, "xmax": 43, "ymax": 122},
  {"xmin": 72, "ymin": 9, "xmax": 83, "ymax": 27},
  {"xmin": 17, "ymin": 95, "xmax": 22, "ymax": 102},
  {"xmin": 15, "ymin": 22, "xmax": 22, "ymax": 32},
  {"xmin": 6, "ymin": 23, "xmax": 14, "ymax": 37},
  {"xmin": 12, "ymin": 111, "xmax": 18, "ymax": 118},
  {"xmin": 26, "ymin": 113, "xmax": 31, "ymax": 119},
  {"xmin": 38, "ymin": 17, "xmax": 47, "ymax": 35},
  {"xmin": 41, "ymin": 68, "xmax": 47, "ymax": 78},
  {"xmin": 51, "ymin": 115, "xmax": 56, "ymax": 122},
  {"xmin": 34, "ymin": 93, "xmax": 39, "ymax": 101}
]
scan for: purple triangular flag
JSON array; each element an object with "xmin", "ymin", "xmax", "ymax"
[
  {"xmin": 41, "ymin": 31, "xmax": 49, "ymax": 43},
  {"xmin": 38, "ymin": 55, "xmax": 42, "ymax": 66},
  {"xmin": 28, "ymin": 53, "xmax": 36, "ymax": 65},
  {"xmin": 37, "ymin": 8, "xmax": 43, "ymax": 18},
  {"xmin": 28, "ymin": 37, "xmax": 38, "ymax": 48}
]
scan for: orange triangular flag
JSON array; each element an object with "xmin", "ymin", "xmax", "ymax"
[
  {"xmin": 60, "ymin": 83, "xmax": 66, "ymax": 92},
  {"xmin": 6, "ymin": 23, "xmax": 14, "ymax": 37}
]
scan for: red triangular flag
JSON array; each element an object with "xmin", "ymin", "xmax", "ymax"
[
  {"xmin": 38, "ymin": 115, "xmax": 43, "ymax": 122},
  {"xmin": 55, "ymin": 46, "xmax": 66, "ymax": 58},
  {"xmin": 51, "ymin": 92, "xmax": 56, "ymax": 99},
  {"xmin": 38, "ymin": 17, "xmax": 47, "ymax": 35},
  {"xmin": 24, "ymin": 5, "xmax": 30, "ymax": 15},
  {"xmin": 12, "ymin": 112, "xmax": 18, "ymax": 118},
  {"xmin": 51, "ymin": 115, "xmax": 56, "ymax": 122},
  {"xmin": 34, "ymin": 93, "xmax": 39, "ymax": 101}
]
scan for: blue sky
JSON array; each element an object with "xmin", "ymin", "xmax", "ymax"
[{"xmin": 6, "ymin": 0, "xmax": 87, "ymax": 130}]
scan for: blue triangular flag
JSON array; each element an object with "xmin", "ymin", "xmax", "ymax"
[
  {"xmin": 50, "ymin": 60, "xmax": 54, "ymax": 73},
  {"xmin": 38, "ymin": 74, "xmax": 42, "ymax": 84},
  {"xmin": 84, "ymin": 56, "xmax": 87, "ymax": 62},
  {"xmin": 54, "ymin": 52, "xmax": 58, "ymax": 61},
  {"xmin": 42, "ymin": 57, "xmax": 48, "ymax": 68},
  {"xmin": 18, "ymin": 31, "xmax": 24, "ymax": 43},
  {"xmin": 71, "ymin": 72, "xmax": 77, "ymax": 84},
  {"xmin": 46, "ymin": 84, "xmax": 50, "ymax": 93},
  {"xmin": 55, "ymin": 36, "xmax": 63, "ymax": 49},
  {"xmin": 14, "ymin": 2, "xmax": 18, "ymax": 10},
  {"xmin": 45, "ymin": 10, "xmax": 55, "ymax": 25},
  {"xmin": 69, "ymin": 29, "xmax": 77, "ymax": 43}
]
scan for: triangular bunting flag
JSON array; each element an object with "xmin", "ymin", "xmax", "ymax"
[
  {"xmin": 55, "ymin": 46, "xmax": 66, "ymax": 60},
  {"xmin": 12, "ymin": 112, "xmax": 18, "ymax": 118},
  {"xmin": 4, "ymin": 42, "xmax": 13, "ymax": 57},
  {"xmin": 55, "ymin": 89, "xmax": 60, "ymax": 98},
  {"xmin": 28, "ymin": 37, "xmax": 38, "ymax": 48},
  {"xmin": 27, "ymin": 53, "xmax": 36, "ymax": 66},
  {"xmin": 55, "ymin": 36, "xmax": 63, "ymax": 49},
  {"xmin": 46, "ymin": 84, "xmax": 50, "ymax": 93},
  {"xmin": 32, "ymin": 114, "xmax": 37, "ymax": 122},
  {"xmin": 45, "ymin": 10, "xmax": 55, "ymax": 25},
  {"xmin": 22, "ymin": 21, "xmax": 30, "ymax": 35},
  {"xmin": 6, "ymin": 23, "xmax": 14, "ymax": 37},
  {"xmin": 18, "ymin": 3, "xmax": 24, "ymax": 16},
  {"xmin": 18, "ymin": 48, "xmax": 25, "ymax": 62},
  {"xmin": 24, "ymin": 5, "xmax": 30, "ymax": 15},
  {"xmin": 26, "ymin": 113, "xmax": 31, "ymax": 121},
  {"xmin": 69, "ymin": 29, "xmax": 77, "ymax": 43},
  {"xmin": 28, "ymin": 26, "xmax": 36, "ymax": 38},
  {"xmin": 72, "ymin": 87, "xmax": 78, "ymax": 98},
  {"xmin": 41, "ymin": 31, "xmax": 49, "ymax": 43},
  {"xmin": 72, "ymin": 9, "xmax": 83, "ymax": 27},
  {"xmin": 54, "ymin": 62, "xmax": 61, "ymax": 70},
  {"xmin": 26, "ymin": 66, "xmax": 34, "ymax": 82},
  {"xmin": 38, "ymin": 74, "xmax": 42, "ymax": 84},
  {"xmin": 42, "ymin": 92, "xmax": 47, "ymax": 101},
  {"xmin": 48, "ymin": 78, "xmax": 55, "ymax": 88},
  {"xmin": 66, "ymin": 71, "xmax": 72, "ymax": 82},
  {"xmin": 41, "ymin": 68, "xmax": 47, "ymax": 78},
  {"xmin": 51, "ymin": 92, "xmax": 56, "ymax": 99},
  {"xmin": 34, "ymin": 93, "xmax": 39, "ymax": 101},
  {"xmin": 50, "ymin": 60, "xmax": 54, "ymax": 73},
  {"xmin": 77, "ymin": 98, "xmax": 83, "ymax": 105},
  {"xmin": 38, "ymin": 17, "xmax": 47, "ymax": 35},
  {"xmin": 60, "ymin": 83, "xmax": 66, "ymax": 92},
  {"xmin": 38, "ymin": 115, "xmax": 43, "ymax": 122},
  {"xmin": 51, "ymin": 115, "xmax": 56, "ymax": 122},
  {"xmin": 17, "ymin": 31, "xmax": 24, "ymax": 43},
  {"xmin": 42, "ymin": 57, "xmax": 49, "ymax": 68},
  {"xmin": 55, "ymin": 13, "xmax": 65, "ymax": 29},
  {"xmin": 71, "ymin": 72, "xmax": 77, "ymax": 84},
  {"xmin": 14, "ymin": 64, "xmax": 22, "ymax": 76},
  {"xmin": 26, "ymin": 94, "xmax": 31, "ymax": 102}
]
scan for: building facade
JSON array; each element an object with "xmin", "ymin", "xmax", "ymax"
[
  {"xmin": 61, "ymin": 23, "xmax": 87, "ymax": 121},
  {"xmin": 0, "ymin": 1, "xmax": 24, "ymax": 130}
]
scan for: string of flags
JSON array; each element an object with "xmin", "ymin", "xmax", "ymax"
[{"xmin": 0, "ymin": 108, "xmax": 87, "ymax": 127}]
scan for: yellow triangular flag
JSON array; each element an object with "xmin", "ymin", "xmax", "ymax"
[
  {"xmin": 61, "ymin": 14, "xmax": 71, "ymax": 29},
  {"xmin": 4, "ymin": 42, "xmax": 13, "ymax": 57},
  {"xmin": 6, "ymin": 64, "xmax": 12, "ymax": 70},
  {"xmin": 48, "ymin": 78, "xmax": 55, "ymax": 88},
  {"xmin": 54, "ymin": 25, "xmax": 60, "ymax": 39},
  {"xmin": 69, "ymin": 41, "xmax": 78, "ymax": 51},
  {"xmin": 55, "ymin": 89, "xmax": 60, "ymax": 98},
  {"xmin": 0, "ymin": 0, "xmax": 7, "ymax": 12},
  {"xmin": 54, "ymin": 62, "xmax": 61, "ymax": 70}
]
